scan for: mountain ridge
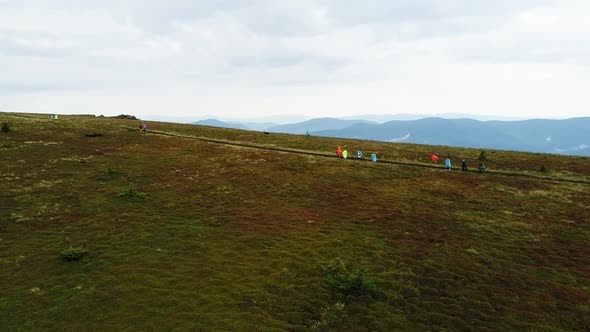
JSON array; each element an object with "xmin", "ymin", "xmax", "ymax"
[
  {"xmin": 190, "ymin": 116, "xmax": 590, "ymax": 156},
  {"xmin": 311, "ymin": 117, "xmax": 590, "ymax": 156}
]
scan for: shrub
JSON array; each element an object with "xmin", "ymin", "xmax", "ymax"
[
  {"xmin": 323, "ymin": 258, "xmax": 381, "ymax": 298},
  {"xmin": 1, "ymin": 122, "xmax": 10, "ymax": 133},
  {"xmin": 61, "ymin": 247, "xmax": 89, "ymax": 261},
  {"xmin": 118, "ymin": 185, "xmax": 147, "ymax": 199},
  {"xmin": 538, "ymin": 165, "xmax": 549, "ymax": 173},
  {"xmin": 478, "ymin": 150, "xmax": 487, "ymax": 162},
  {"xmin": 466, "ymin": 248, "xmax": 479, "ymax": 255}
]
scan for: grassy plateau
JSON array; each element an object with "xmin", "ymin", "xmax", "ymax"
[{"xmin": 1, "ymin": 112, "xmax": 589, "ymax": 331}]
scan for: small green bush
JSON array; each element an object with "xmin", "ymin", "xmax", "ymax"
[
  {"xmin": 478, "ymin": 150, "xmax": 487, "ymax": 162},
  {"xmin": 118, "ymin": 185, "xmax": 147, "ymax": 199},
  {"xmin": 1, "ymin": 122, "xmax": 10, "ymax": 133},
  {"xmin": 61, "ymin": 247, "xmax": 89, "ymax": 261},
  {"xmin": 539, "ymin": 165, "xmax": 549, "ymax": 173},
  {"xmin": 323, "ymin": 258, "xmax": 381, "ymax": 298},
  {"xmin": 466, "ymin": 248, "xmax": 479, "ymax": 255}
]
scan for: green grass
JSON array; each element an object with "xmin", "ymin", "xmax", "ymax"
[{"xmin": 1, "ymin": 112, "xmax": 590, "ymax": 330}]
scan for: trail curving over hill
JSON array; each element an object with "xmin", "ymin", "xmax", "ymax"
[{"xmin": 133, "ymin": 127, "xmax": 590, "ymax": 186}]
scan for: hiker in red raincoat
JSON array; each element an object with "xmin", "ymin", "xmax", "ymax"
[
  {"xmin": 431, "ymin": 154, "xmax": 439, "ymax": 163},
  {"xmin": 336, "ymin": 146, "xmax": 343, "ymax": 158}
]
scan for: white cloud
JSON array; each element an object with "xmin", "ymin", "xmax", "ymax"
[
  {"xmin": 554, "ymin": 143, "xmax": 589, "ymax": 153},
  {"xmin": 1, "ymin": 0, "xmax": 589, "ymax": 120}
]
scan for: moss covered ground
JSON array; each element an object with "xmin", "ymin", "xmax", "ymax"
[{"xmin": 1, "ymin": 113, "xmax": 589, "ymax": 330}]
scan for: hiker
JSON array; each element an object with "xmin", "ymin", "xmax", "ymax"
[
  {"xmin": 342, "ymin": 150, "xmax": 348, "ymax": 159},
  {"xmin": 371, "ymin": 153, "xmax": 377, "ymax": 163},
  {"xmin": 357, "ymin": 150, "xmax": 363, "ymax": 159},
  {"xmin": 336, "ymin": 146, "xmax": 343, "ymax": 158},
  {"xmin": 461, "ymin": 159, "xmax": 468, "ymax": 171},
  {"xmin": 142, "ymin": 124, "xmax": 148, "ymax": 133},
  {"xmin": 431, "ymin": 154, "xmax": 439, "ymax": 163},
  {"xmin": 445, "ymin": 158, "xmax": 451, "ymax": 170},
  {"xmin": 478, "ymin": 162, "xmax": 486, "ymax": 173}
]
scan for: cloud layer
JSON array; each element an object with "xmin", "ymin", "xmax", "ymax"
[{"xmin": 1, "ymin": 0, "xmax": 589, "ymax": 119}]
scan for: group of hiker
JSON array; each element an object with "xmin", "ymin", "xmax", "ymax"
[
  {"xmin": 336, "ymin": 146, "xmax": 377, "ymax": 163},
  {"xmin": 432, "ymin": 154, "xmax": 486, "ymax": 173},
  {"xmin": 133, "ymin": 125, "xmax": 485, "ymax": 173},
  {"xmin": 334, "ymin": 147, "xmax": 486, "ymax": 173}
]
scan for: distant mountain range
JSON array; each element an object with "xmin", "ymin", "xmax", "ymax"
[
  {"xmin": 192, "ymin": 119, "xmax": 248, "ymax": 130},
  {"xmin": 267, "ymin": 118, "xmax": 377, "ymax": 134},
  {"xmin": 186, "ymin": 112, "xmax": 525, "ymax": 127},
  {"xmin": 191, "ymin": 116, "xmax": 590, "ymax": 156},
  {"xmin": 313, "ymin": 117, "xmax": 590, "ymax": 156},
  {"xmin": 339, "ymin": 113, "xmax": 525, "ymax": 122},
  {"xmin": 192, "ymin": 117, "xmax": 378, "ymax": 134}
]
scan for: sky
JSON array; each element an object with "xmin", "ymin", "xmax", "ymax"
[{"xmin": 1, "ymin": 0, "xmax": 589, "ymax": 122}]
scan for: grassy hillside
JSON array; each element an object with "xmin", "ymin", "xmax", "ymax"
[{"xmin": 1, "ymin": 112, "xmax": 589, "ymax": 331}]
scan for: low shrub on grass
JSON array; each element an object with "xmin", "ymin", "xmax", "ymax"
[
  {"xmin": 539, "ymin": 165, "xmax": 550, "ymax": 173},
  {"xmin": 61, "ymin": 247, "xmax": 89, "ymax": 261},
  {"xmin": 1, "ymin": 122, "xmax": 10, "ymax": 133},
  {"xmin": 478, "ymin": 150, "xmax": 487, "ymax": 162},
  {"xmin": 323, "ymin": 258, "xmax": 381, "ymax": 298},
  {"xmin": 118, "ymin": 185, "xmax": 147, "ymax": 199}
]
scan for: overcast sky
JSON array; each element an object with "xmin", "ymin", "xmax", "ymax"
[{"xmin": 1, "ymin": 0, "xmax": 589, "ymax": 121}]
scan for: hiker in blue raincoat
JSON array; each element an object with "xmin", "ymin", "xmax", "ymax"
[{"xmin": 445, "ymin": 158, "xmax": 451, "ymax": 170}]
